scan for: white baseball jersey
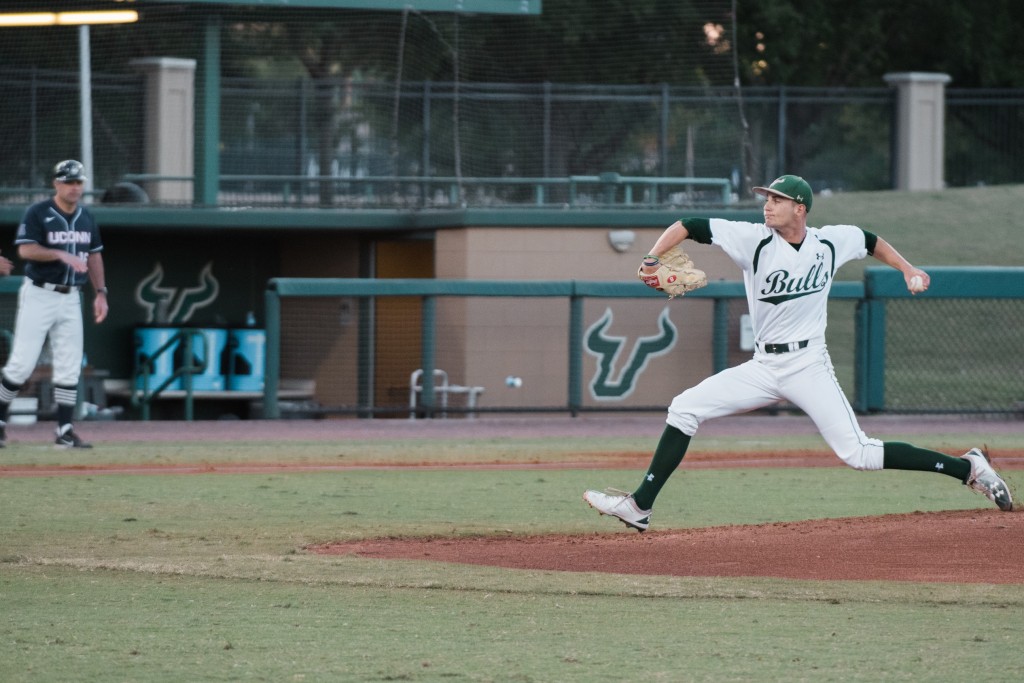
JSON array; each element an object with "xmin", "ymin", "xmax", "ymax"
[
  {"xmin": 709, "ymin": 218, "xmax": 868, "ymax": 345},
  {"xmin": 665, "ymin": 217, "xmax": 884, "ymax": 471}
]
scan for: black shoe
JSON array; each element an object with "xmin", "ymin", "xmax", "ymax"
[{"xmin": 55, "ymin": 426, "xmax": 92, "ymax": 449}]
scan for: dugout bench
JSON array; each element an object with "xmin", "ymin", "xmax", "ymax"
[{"xmin": 104, "ymin": 378, "xmax": 317, "ymax": 420}]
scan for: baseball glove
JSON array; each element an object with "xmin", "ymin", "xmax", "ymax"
[{"xmin": 637, "ymin": 245, "xmax": 708, "ymax": 299}]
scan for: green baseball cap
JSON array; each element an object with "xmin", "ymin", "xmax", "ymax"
[{"xmin": 753, "ymin": 175, "xmax": 813, "ymax": 212}]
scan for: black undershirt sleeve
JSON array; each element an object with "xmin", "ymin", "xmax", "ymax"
[
  {"xmin": 681, "ymin": 219, "xmax": 877, "ymax": 253},
  {"xmin": 862, "ymin": 229, "xmax": 878, "ymax": 255},
  {"xmin": 680, "ymin": 217, "xmax": 713, "ymax": 244}
]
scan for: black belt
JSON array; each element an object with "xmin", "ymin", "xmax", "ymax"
[
  {"xmin": 760, "ymin": 340, "xmax": 809, "ymax": 354},
  {"xmin": 31, "ymin": 280, "xmax": 76, "ymax": 294}
]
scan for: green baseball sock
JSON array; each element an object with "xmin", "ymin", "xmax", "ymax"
[
  {"xmin": 631, "ymin": 425, "xmax": 691, "ymax": 511},
  {"xmin": 882, "ymin": 441, "xmax": 970, "ymax": 482}
]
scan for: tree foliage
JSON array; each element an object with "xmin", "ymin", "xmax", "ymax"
[
  {"xmin": 736, "ymin": 0, "xmax": 1024, "ymax": 87},
  {"xmin": 459, "ymin": 0, "xmax": 733, "ymax": 85},
  {"xmin": 5, "ymin": 1, "xmax": 1021, "ymax": 88}
]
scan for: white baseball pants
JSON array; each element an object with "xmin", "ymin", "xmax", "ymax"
[
  {"xmin": 3, "ymin": 279, "xmax": 84, "ymax": 387},
  {"xmin": 666, "ymin": 341, "xmax": 885, "ymax": 470}
]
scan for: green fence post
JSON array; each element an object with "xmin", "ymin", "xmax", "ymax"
[
  {"xmin": 264, "ymin": 284, "xmax": 281, "ymax": 419},
  {"xmin": 421, "ymin": 295, "xmax": 436, "ymax": 417},
  {"xmin": 181, "ymin": 331, "xmax": 194, "ymax": 422},
  {"xmin": 421, "ymin": 80, "xmax": 432, "ymax": 200},
  {"xmin": 659, "ymin": 83, "xmax": 669, "ymax": 177},
  {"xmin": 357, "ymin": 294, "xmax": 373, "ymax": 418},
  {"xmin": 196, "ymin": 14, "xmax": 221, "ymax": 206},
  {"xmin": 568, "ymin": 293, "xmax": 584, "ymax": 416}
]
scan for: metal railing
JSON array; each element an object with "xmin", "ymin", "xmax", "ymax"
[
  {"xmin": 5, "ymin": 67, "xmax": 1024, "ymax": 201},
  {"xmin": 263, "ymin": 268, "xmax": 1024, "ymax": 418},
  {"xmin": 115, "ymin": 172, "xmax": 733, "ymax": 209},
  {"xmin": 262, "ymin": 278, "xmax": 864, "ymax": 419},
  {"xmin": 132, "ymin": 328, "xmax": 210, "ymax": 421}
]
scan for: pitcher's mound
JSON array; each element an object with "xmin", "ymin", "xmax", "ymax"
[{"xmin": 311, "ymin": 508, "xmax": 1024, "ymax": 584}]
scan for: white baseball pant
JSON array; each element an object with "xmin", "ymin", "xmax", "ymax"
[
  {"xmin": 3, "ymin": 279, "xmax": 84, "ymax": 387},
  {"xmin": 666, "ymin": 341, "xmax": 885, "ymax": 470}
]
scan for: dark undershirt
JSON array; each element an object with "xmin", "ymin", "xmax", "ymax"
[{"xmin": 681, "ymin": 217, "xmax": 878, "ymax": 254}]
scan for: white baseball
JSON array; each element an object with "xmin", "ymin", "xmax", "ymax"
[{"xmin": 909, "ymin": 275, "xmax": 924, "ymax": 293}]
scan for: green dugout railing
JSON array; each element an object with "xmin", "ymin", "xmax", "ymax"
[
  {"xmin": 858, "ymin": 266, "xmax": 1024, "ymax": 412},
  {"xmin": 265, "ymin": 266, "xmax": 1024, "ymax": 418},
  {"xmin": 131, "ymin": 328, "xmax": 213, "ymax": 421},
  {"xmin": 6, "ymin": 267, "xmax": 1023, "ymax": 419},
  {"xmin": 263, "ymin": 277, "xmax": 864, "ymax": 419}
]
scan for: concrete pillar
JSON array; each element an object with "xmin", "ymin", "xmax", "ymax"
[
  {"xmin": 883, "ymin": 72, "xmax": 951, "ymax": 191},
  {"xmin": 131, "ymin": 57, "xmax": 196, "ymax": 202}
]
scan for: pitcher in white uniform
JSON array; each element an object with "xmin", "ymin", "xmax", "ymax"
[{"xmin": 584, "ymin": 175, "xmax": 1012, "ymax": 531}]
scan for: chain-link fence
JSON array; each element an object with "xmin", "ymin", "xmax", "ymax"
[
  {"xmin": 946, "ymin": 88, "xmax": 1024, "ymax": 187},
  {"xmin": 858, "ymin": 267, "xmax": 1024, "ymax": 414},
  {"xmin": 264, "ymin": 273, "xmax": 1024, "ymax": 418},
  {"xmin": 4, "ymin": 62, "xmax": 1024, "ymax": 206},
  {"xmin": 0, "ymin": 272, "xmax": 1017, "ymax": 419},
  {"xmin": 883, "ymin": 298, "xmax": 1023, "ymax": 412},
  {"xmin": 0, "ymin": 66, "xmax": 144, "ymax": 193}
]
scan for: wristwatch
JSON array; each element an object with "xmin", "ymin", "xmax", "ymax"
[{"xmin": 96, "ymin": 286, "xmax": 108, "ymax": 295}]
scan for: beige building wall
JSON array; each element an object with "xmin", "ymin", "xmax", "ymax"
[{"xmin": 435, "ymin": 226, "xmax": 738, "ymax": 410}]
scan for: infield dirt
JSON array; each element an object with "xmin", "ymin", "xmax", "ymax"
[{"xmin": 3, "ymin": 413, "xmax": 1022, "ymax": 584}]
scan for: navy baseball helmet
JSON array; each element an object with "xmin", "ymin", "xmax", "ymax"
[{"xmin": 53, "ymin": 159, "xmax": 87, "ymax": 182}]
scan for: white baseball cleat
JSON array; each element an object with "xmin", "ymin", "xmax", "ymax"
[
  {"xmin": 583, "ymin": 488, "xmax": 651, "ymax": 531},
  {"xmin": 962, "ymin": 448, "xmax": 1013, "ymax": 511}
]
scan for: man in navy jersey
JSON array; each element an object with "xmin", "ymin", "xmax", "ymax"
[{"xmin": 0, "ymin": 160, "xmax": 109, "ymax": 448}]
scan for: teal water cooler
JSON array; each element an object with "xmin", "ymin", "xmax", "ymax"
[
  {"xmin": 227, "ymin": 328, "xmax": 265, "ymax": 391},
  {"xmin": 134, "ymin": 327, "xmax": 181, "ymax": 390},
  {"xmin": 187, "ymin": 329, "xmax": 229, "ymax": 391}
]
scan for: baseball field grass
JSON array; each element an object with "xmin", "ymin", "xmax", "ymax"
[
  {"xmin": 4, "ymin": 183, "xmax": 1024, "ymax": 681},
  {"xmin": 2, "ymin": 419, "xmax": 1023, "ymax": 683}
]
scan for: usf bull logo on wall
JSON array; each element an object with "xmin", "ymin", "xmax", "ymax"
[
  {"xmin": 134, "ymin": 262, "xmax": 220, "ymax": 324},
  {"xmin": 585, "ymin": 307, "xmax": 677, "ymax": 400}
]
